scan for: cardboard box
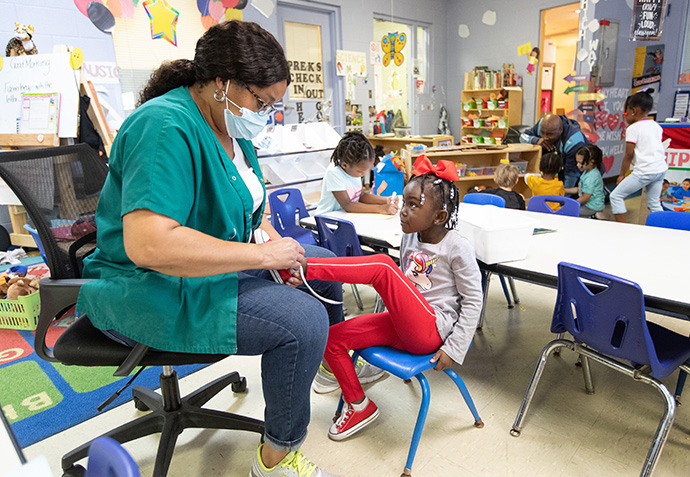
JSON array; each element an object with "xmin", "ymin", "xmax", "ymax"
[{"xmin": 457, "ymin": 205, "xmax": 539, "ymax": 264}]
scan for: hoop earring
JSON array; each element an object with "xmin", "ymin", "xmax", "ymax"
[{"xmin": 213, "ymin": 89, "xmax": 226, "ymax": 102}]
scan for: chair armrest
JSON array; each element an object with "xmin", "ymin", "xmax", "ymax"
[{"xmin": 34, "ymin": 278, "xmax": 94, "ymax": 362}]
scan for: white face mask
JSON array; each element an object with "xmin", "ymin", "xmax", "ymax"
[{"xmin": 223, "ymin": 82, "xmax": 269, "ymax": 140}]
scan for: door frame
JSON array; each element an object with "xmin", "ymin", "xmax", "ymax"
[{"xmin": 277, "ymin": 0, "xmax": 344, "ymax": 133}]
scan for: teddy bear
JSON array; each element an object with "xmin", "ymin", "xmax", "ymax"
[
  {"xmin": 5, "ymin": 22, "xmax": 38, "ymax": 57},
  {"xmin": 0, "ymin": 275, "xmax": 40, "ymax": 300}
]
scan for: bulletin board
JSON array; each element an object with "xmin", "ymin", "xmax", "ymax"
[{"xmin": 0, "ymin": 53, "xmax": 79, "ymax": 138}]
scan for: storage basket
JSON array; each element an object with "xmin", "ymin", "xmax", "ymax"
[{"xmin": 0, "ymin": 291, "xmax": 41, "ymax": 331}]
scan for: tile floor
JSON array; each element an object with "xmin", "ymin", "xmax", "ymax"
[{"xmin": 25, "ymin": 275, "xmax": 690, "ymax": 477}]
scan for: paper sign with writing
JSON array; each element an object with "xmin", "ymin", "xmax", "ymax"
[
  {"xmin": 0, "ymin": 53, "xmax": 78, "ymax": 137},
  {"xmin": 336, "ymin": 50, "xmax": 366, "ymax": 77},
  {"xmin": 517, "ymin": 42, "xmax": 532, "ymax": 56},
  {"xmin": 631, "ymin": 0, "xmax": 667, "ymax": 41}
]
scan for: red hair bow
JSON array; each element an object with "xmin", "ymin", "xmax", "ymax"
[{"xmin": 412, "ymin": 155, "xmax": 459, "ymax": 182}]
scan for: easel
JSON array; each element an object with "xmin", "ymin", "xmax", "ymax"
[{"xmin": 79, "ymin": 74, "xmax": 114, "ymax": 156}]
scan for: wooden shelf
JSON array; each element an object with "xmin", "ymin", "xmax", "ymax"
[{"xmin": 0, "ymin": 133, "xmax": 59, "ymax": 148}]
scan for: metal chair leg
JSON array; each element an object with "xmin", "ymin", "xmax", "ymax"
[
  {"xmin": 401, "ymin": 373, "xmax": 431, "ymax": 476},
  {"xmin": 553, "ymin": 332, "xmax": 565, "ymax": 357},
  {"xmin": 511, "ymin": 339, "xmax": 571, "ymax": 437},
  {"xmin": 498, "ymin": 274, "xmax": 513, "ymax": 308},
  {"xmin": 374, "ymin": 294, "xmax": 385, "ymax": 313},
  {"xmin": 351, "ymin": 283, "xmax": 363, "ymax": 310},
  {"xmin": 508, "ymin": 277, "xmax": 520, "ymax": 304},
  {"xmin": 477, "ymin": 271, "xmax": 491, "ymax": 330},
  {"xmin": 674, "ymin": 369, "xmax": 687, "ymax": 405},
  {"xmin": 580, "ymin": 356, "xmax": 595, "ymax": 394},
  {"xmin": 444, "ymin": 368, "xmax": 483, "ymax": 427}
]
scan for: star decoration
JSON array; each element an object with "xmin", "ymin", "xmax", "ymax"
[{"xmin": 143, "ymin": 0, "xmax": 179, "ymax": 46}]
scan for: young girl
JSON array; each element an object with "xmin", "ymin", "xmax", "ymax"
[
  {"xmin": 300, "ymin": 155, "xmax": 483, "ymax": 440},
  {"xmin": 610, "ymin": 89, "xmax": 668, "ymax": 222},
  {"xmin": 564, "ymin": 144, "xmax": 605, "ymax": 217},
  {"xmin": 316, "ymin": 131, "xmax": 399, "ymax": 215},
  {"xmin": 525, "ymin": 151, "xmax": 564, "ymax": 198}
]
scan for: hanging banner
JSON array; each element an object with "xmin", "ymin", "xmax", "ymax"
[
  {"xmin": 336, "ymin": 50, "xmax": 366, "ymax": 77},
  {"xmin": 631, "ymin": 0, "xmax": 667, "ymax": 41}
]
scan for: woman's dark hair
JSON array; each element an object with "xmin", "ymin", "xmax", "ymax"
[
  {"xmin": 138, "ymin": 20, "xmax": 290, "ymax": 106},
  {"xmin": 576, "ymin": 144, "xmax": 603, "ymax": 170},
  {"xmin": 539, "ymin": 151, "xmax": 562, "ymax": 175},
  {"xmin": 331, "ymin": 131, "xmax": 374, "ymax": 167},
  {"xmin": 408, "ymin": 174, "xmax": 460, "ymax": 230},
  {"xmin": 627, "ymin": 89, "xmax": 655, "ymax": 114},
  {"xmin": 531, "ymin": 47, "xmax": 540, "ymax": 58}
]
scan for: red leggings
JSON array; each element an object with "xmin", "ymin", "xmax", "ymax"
[{"xmin": 306, "ymin": 254, "xmax": 442, "ymax": 403}]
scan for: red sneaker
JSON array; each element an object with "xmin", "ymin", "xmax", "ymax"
[{"xmin": 328, "ymin": 398, "xmax": 379, "ymax": 441}]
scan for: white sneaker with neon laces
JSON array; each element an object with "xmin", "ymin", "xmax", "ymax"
[
  {"xmin": 249, "ymin": 444, "xmax": 340, "ymax": 477},
  {"xmin": 312, "ymin": 361, "xmax": 385, "ymax": 394}
]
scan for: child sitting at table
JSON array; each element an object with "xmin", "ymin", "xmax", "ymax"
[
  {"xmin": 483, "ymin": 163, "xmax": 525, "ymax": 209},
  {"xmin": 660, "ymin": 179, "xmax": 673, "ymax": 203},
  {"xmin": 565, "ymin": 144, "xmax": 605, "ymax": 218},
  {"xmin": 299, "ymin": 155, "xmax": 483, "ymax": 440},
  {"xmin": 315, "ymin": 131, "xmax": 399, "ymax": 215},
  {"xmin": 524, "ymin": 151, "xmax": 565, "ymax": 200},
  {"xmin": 670, "ymin": 178, "xmax": 690, "ymax": 201}
]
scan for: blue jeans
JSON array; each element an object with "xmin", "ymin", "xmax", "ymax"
[
  {"xmin": 103, "ymin": 244, "xmax": 341, "ymax": 452},
  {"xmin": 610, "ymin": 171, "xmax": 666, "ymax": 215},
  {"xmin": 564, "ymin": 170, "xmax": 581, "ymax": 197}
]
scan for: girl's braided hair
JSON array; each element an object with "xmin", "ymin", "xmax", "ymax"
[
  {"xmin": 408, "ymin": 173, "xmax": 459, "ymax": 230},
  {"xmin": 331, "ymin": 131, "xmax": 374, "ymax": 166}
]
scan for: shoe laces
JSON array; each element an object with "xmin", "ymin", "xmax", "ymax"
[
  {"xmin": 280, "ymin": 449, "xmax": 318, "ymax": 477},
  {"xmin": 335, "ymin": 404, "xmax": 355, "ymax": 430}
]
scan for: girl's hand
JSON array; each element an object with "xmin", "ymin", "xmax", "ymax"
[
  {"xmin": 380, "ymin": 199, "xmax": 399, "ymax": 215},
  {"xmin": 430, "ymin": 349, "xmax": 454, "ymax": 371},
  {"xmin": 285, "ymin": 255, "xmax": 307, "ymax": 288}
]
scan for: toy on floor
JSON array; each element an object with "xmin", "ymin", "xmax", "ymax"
[{"xmin": 6, "ymin": 22, "xmax": 37, "ymax": 56}]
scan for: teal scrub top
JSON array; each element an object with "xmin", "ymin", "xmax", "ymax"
[{"xmin": 76, "ymin": 87, "xmax": 265, "ymax": 354}]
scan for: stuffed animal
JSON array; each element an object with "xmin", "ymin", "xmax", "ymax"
[{"xmin": 6, "ymin": 22, "xmax": 38, "ymax": 57}]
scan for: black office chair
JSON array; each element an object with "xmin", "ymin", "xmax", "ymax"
[{"xmin": 0, "ymin": 144, "xmax": 264, "ymax": 477}]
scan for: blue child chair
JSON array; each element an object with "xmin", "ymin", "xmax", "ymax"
[
  {"xmin": 314, "ymin": 215, "xmax": 367, "ymax": 309},
  {"xmin": 86, "ymin": 437, "xmax": 140, "ymax": 477},
  {"xmin": 510, "ymin": 262, "xmax": 690, "ymax": 477},
  {"xmin": 268, "ymin": 188, "xmax": 317, "ymax": 245},
  {"xmin": 526, "ymin": 194, "xmax": 580, "ymax": 217},
  {"xmin": 462, "ymin": 193, "xmax": 519, "ymax": 326},
  {"xmin": 462, "ymin": 192, "xmax": 506, "ymax": 208},
  {"xmin": 646, "ymin": 210, "xmax": 690, "ymax": 231},
  {"xmin": 645, "ymin": 210, "xmax": 690, "ymax": 402},
  {"xmin": 335, "ymin": 346, "xmax": 483, "ymax": 477}
]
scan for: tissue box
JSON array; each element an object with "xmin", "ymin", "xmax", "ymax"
[
  {"xmin": 374, "ymin": 156, "xmax": 404, "ymax": 196},
  {"xmin": 457, "ymin": 205, "xmax": 539, "ymax": 264}
]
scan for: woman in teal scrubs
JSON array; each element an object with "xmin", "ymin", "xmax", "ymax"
[{"xmin": 77, "ymin": 21, "xmax": 339, "ymax": 477}]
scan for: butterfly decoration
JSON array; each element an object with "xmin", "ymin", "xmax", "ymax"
[{"xmin": 381, "ymin": 32, "xmax": 406, "ymax": 67}]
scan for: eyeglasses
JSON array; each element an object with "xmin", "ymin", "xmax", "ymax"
[{"xmin": 244, "ymin": 84, "xmax": 276, "ymax": 115}]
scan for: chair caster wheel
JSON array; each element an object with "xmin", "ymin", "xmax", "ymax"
[
  {"xmin": 62, "ymin": 464, "xmax": 86, "ymax": 477},
  {"xmin": 508, "ymin": 304, "xmax": 514, "ymax": 309},
  {"xmin": 232, "ymin": 377, "xmax": 247, "ymax": 393},
  {"xmin": 474, "ymin": 420, "xmax": 484, "ymax": 428},
  {"xmin": 133, "ymin": 397, "xmax": 149, "ymax": 412},
  {"xmin": 510, "ymin": 428, "xmax": 521, "ymax": 437}
]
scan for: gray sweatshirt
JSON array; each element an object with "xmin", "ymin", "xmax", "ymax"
[{"xmin": 400, "ymin": 229, "xmax": 483, "ymax": 364}]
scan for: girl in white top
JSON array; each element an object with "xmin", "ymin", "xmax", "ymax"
[
  {"xmin": 610, "ymin": 89, "xmax": 668, "ymax": 222},
  {"xmin": 315, "ymin": 131, "xmax": 398, "ymax": 215}
]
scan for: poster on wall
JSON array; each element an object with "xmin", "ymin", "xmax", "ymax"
[
  {"xmin": 631, "ymin": 0, "xmax": 667, "ymax": 41},
  {"xmin": 336, "ymin": 50, "xmax": 366, "ymax": 77},
  {"xmin": 631, "ymin": 44, "xmax": 664, "ymax": 116},
  {"xmin": 661, "ymin": 125, "xmax": 690, "ymax": 211}
]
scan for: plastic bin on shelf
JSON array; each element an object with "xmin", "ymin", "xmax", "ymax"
[
  {"xmin": 457, "ymin": 205, "xmax": 539, "ymax": 264},
  {"xmin": 510, "ymin": 160, "xmax": 528, "ymax": 173}
]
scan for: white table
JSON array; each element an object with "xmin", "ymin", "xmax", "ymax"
[{"xmin": 301, "ymin": 206, "xmax": 690, "ymax": 318}]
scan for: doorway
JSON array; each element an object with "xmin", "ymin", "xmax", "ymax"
[
  {"xmin": 277, "ymin": 1, "xmax": 342, "ymax": 132},
  {"xmin": 537, "ymin": 3, "xmax": 580, "ymax": 119}
]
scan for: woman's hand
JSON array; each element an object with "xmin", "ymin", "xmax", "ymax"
[
  {"xmin": 430, "ymin": 349, "xmax": 455, "ymax": 371},
  {"xmin": 260, "ymin": 237, "xmax": 305, "ymax": 272}
]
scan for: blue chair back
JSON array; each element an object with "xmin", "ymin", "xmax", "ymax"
[
  {"xmin": 527, "ymin": 195, "xmax": 580, "ymax": 217},
  {"xmin": 463, "ymin": 193, "xmax": 505, "ymax": 208},
  {"xmin": 645, "ymin": 211, "xmax": 690, "ymax": 231},
  {"xmin": 268, "ymin": 188, "xmax": 317, "ymax": 245},
  {"xmin": 86, "ymin": 437, "xmax": 140, "ymax": 477},
  {"xmin": 314, "ymin": 215, "xmax": 363, "ymax": 257},
  {"xmin": 551, "ymin": 262, "xmax": 690, "ymax": 379}
]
